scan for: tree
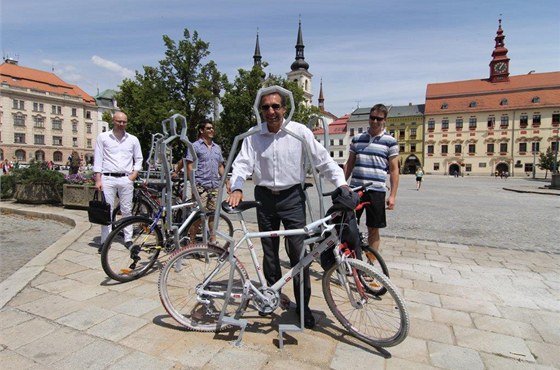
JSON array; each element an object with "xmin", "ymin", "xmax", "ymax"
[{"xmin": 538, "ymin": 146, "xmax": 560, "ymax": 179}]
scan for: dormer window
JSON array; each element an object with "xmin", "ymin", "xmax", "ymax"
[
  {"xmin": 531, "ymin": 96, "xmax": 540, "ymax": 103},
  {"xmin": 441, "ymin": 103, "xmax": 448, "ymax": 110},
  {"xmin": 500, "ymin": 98, "xmax": 508, "ymax": 106},
  {"xmin": 469, "ymin": 101, "xmax": 477, "ymax": 108}
]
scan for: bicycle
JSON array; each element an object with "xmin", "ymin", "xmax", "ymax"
[
  {"xmin": 100, "ymin": 193, "xmax": 234, "ymax": 283},
  {"xmin": 158, "ymin": 185, "xmax": 409, "ymax": 348}
]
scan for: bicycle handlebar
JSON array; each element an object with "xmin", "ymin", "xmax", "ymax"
[{"xmin": 321, "ymin": 182, "xmax": 373, "ymax": 197}]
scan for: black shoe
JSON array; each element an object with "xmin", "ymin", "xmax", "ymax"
[
  {"xmin": 128, "ymin": 243, "xmax": 140, "ymax": 270},
  {"xmin": 297, "ymin": 308, "xmax": 316, "ymax": 329},
  {"xmin": 258, "ymin": 311, "xmax": 271, "ymax": 317},
  {"xmin": 97, "ymin": 246, "xmax": 102, "ymax": 254}
]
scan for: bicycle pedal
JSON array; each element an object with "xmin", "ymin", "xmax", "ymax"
[{"xmin": 120, "ymin": 268, "xmax": 133, "ymax": 274}]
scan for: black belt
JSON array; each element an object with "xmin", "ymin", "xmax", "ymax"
[
  {"xmin": 103, "ymin": 172, "xmax": 127, "ymax": 177},
  {"xmin": 256, "ymin": 184, "xmax": 300, "ymax": 195}
]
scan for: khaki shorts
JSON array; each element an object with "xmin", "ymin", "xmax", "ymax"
[{"xmin": 196, "ymin": 185, "xmax": 218, "ymax": 211}]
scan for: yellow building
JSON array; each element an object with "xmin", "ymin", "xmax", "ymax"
[
  {"xmin": 423, "ymin": 20, "xmax": 560, "ymax": 177},
  {"xmin": 0, "ymin": 58, "xmax": 99, "ymax": 165}
]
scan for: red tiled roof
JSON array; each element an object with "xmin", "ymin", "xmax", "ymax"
[
  {"xmin": 313, "ymin": 113, "xmax": 350, "ymax": 135},
  {"xmin": 0, "ymin": 62, "xmax": 96, "ymax": 104},
  {"xmin": 425, "ymin": 71, "xmax": 560, "ymax": 114}
]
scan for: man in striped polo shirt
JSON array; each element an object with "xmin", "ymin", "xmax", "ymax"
[{"xmin": 344, "ymin": 103, "xmax": 400, "ymax": 252}]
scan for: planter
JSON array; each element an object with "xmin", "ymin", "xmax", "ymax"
[
  {"xmin": 63, "ymin": 184, "xmax": 97, "ymax": 208},
  {"xmin": 14, "ymin": 183, "xmax": 62, "ymax": 204}
]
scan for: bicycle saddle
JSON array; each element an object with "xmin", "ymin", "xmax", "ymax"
[{"xmin": 221, "ymin": 200, "xmax": 261, "ymax": 214}]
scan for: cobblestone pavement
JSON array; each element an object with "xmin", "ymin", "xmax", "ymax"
[
  {"xmin": 0, "ymin": 178, "xmax": 559, "ymax": 369},
  {"xmin": 0, "ymin": 212, "xmax": 71, "ymax": 282}
]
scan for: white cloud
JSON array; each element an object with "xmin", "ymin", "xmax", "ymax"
[{"xmin": 91, "ymin": 55, "xmax": 135, "ymax": 79}]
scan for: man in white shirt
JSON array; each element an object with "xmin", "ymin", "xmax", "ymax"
[
  {"xmin": 227, "ymin": 89, "xmax": 347, "ymax": 329},
  {"xmin": 93, "ymin": 112, "xmax": 143, "ymax": 253}
]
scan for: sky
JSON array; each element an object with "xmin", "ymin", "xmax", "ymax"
[{"xmin": 1, "ymin": 0, "xmax": 559, "ymax": 118}]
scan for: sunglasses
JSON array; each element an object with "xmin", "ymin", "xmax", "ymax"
[
  {"xmin": 261, "ymin": 104, "xmax": 283, "ymax": 111},
  {"xmin": 369, "ymin": 115, "xmax": 385, "ymax": 121},
  {"xmin": 204, "ymin": 127, "xmax": 214, "ymax": 130}
]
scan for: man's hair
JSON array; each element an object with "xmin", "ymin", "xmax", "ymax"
[
  {"xmin": 198, "ymin": 120, "xmax": 213, "ymax": 132},
  {"xmin": 370, "ymin": 103, "xmax": 388, "ymax": 118}
]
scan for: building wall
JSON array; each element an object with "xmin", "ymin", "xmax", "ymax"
[{"xmin": 0, "ymin": 81, "xmax": 98, "ymax": 165}]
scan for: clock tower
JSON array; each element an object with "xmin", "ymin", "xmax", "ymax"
[{"xmin": 489, "ymin": 18, "xmax": 510, "ymax": 83}]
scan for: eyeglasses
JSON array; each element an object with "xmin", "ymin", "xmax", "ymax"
[
  {"xmin": 369, "ymin": 115, "xmax": 385, "ymax": 122},
  {"xmin": 114, "ymin": 120, "xmax": 127, "ymax": 123},
  {"xmin": 260, "ymin": 104, "xmax": 283, "ymax": 111},
  {"xmin": 204, "ymin": 127, "xmax": 214, "ymax": 131}
]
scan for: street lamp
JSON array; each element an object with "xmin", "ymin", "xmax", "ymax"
[{"xmin": 532, "ymin": 141, "xmax": 537, "ymax": 179}]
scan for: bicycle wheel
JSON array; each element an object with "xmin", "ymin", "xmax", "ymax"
[
  {"xmin": 112, "ymin": 198, "xmax": 153, "ymax": 226},
  {"xmin": 322, "ymin": 258, "xmax": 409, "ymax": 347},
  {"xmin": 158, "ymin": 244, "xmax": 249, "ymax": 332},
  {"xmin": 101, "ymin": 216, "xmax": 162, "ymax": 282},
  {"xmin": 182, "ymin": 212, "xmax": 234, "ymax": 244},
  {"xmin": 359, "ymin": 244, "xmax": 389, "ymax": 296}
]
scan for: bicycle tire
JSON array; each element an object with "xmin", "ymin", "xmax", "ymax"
[
  {"xmin": 322, "ymin": 258, "xmax": 409, "ymax": 347},
  {"xmin": 112, "ymin": 198, "xmax": 154, "ymax": 226},
  {"xmin": 101, "ymin": 216, "xmax": 162, "ymax": 282},
  {"xmin": 359, "ymin": 244, "xmax": 389, "ymax": 296},
  {"xmin": 158, "ymin": 243, "xmax": 249, "ymax": 332},
  {"xmin": 182, "ymin": 212, "xmax": 234, "ymax": 244}
]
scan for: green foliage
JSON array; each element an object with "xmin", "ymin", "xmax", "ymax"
[
  {"xmin": 7, "ymin": 160, "xmax": 65, "ymax": 197},
  {"xmin": 101, "ymin": 111, "xmax": 113, "ymax": 124},
  {"xmin": 538, "ymin": 146, "xmax": 560, "ymax": 178},
  {"xmin": 0, "ymin": 173, "xmax": 16, "ymax": 199}
]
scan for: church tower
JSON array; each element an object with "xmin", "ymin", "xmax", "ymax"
[
  {"xmin": 286, "ymin": 19, "xmax": 313, "ymax": 107},
  {"xmin": 489, "ymin": 18, "xmax": 510, "ymax": 83}
]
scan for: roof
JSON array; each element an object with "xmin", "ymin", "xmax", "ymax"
[
  {"xmin": 0, "ymin": 61, "xmax": 96, "ymax": 104},
  {"xmin": 313, "ymin": 113, "xmax": 350, "ymax": 135},
  {"xmin": 425, "ymin": 71, "xmax": 560, "ymax": 114},
  {"xmin": 388, "ymin": 104, "xmax": 425, "ymax": 117}
]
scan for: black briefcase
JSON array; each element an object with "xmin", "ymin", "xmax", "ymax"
[{"xmin": 88, "ymin": 191, "xmax": 111, "ymax": 225}]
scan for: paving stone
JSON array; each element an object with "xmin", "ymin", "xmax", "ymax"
[
  {"xmin": 525, "ymin": 340, "xmax": 560, "ymax": 368},
  {"xmin": 431, "ymin": 307, "xmax": 473, "ymax": 327},
  {"xmin": 120, "ymin": 322, "xmax": 182, "ymax": 356},
  {"xmin": 86, "ymin": 313, "xmax": 148, "ymax": 341},
  {"xmin": 59, "ymin": 284, "xmax": 110, "ymax": 301},
  {"xmin": 479, "ymin": 352, "xmax": 557, "ymax": 370},
  {"xmin": 5, "ymin": 287, "xmax": 49, "ymax": 308},
  {"xmin": 106, "ymin": 350, "xmax": 177, "ymax": 370},
  {"xmin": 387, "ymin": 336, "xmax": 430, "ymax": 364},
  {"xmin": 34, "ymin": 278, "xmax": 78, "ymax": 294},
  {"xmin": 0, "ymin": 317, "xmax": 57, "ymax": 349},
  {"xmin": 0, "ymin": 307, "xmax": 34, "ymax": 329},
  {"xmin": 56, "ymin": 305, "xmax": 115, "ymax": 330},
  {"xmin": 428, "ymin": 341, "xmax": 484, "ymax": 370},
  {"xmin": 263, "ymin": 358, "xmax": 324, "ymax": 370},
  {"xmin": 330, "ymin": 341, "xmax": 387, "ymax": 369},
  {"xmin": 43, "ymin": 258, "xmax": 87, "ymax": 276},
  {"xmin": 52, "ymin": 339, "xmax": 130, "ymax": 370},
  {"xmin": 406, "ymin": 301, "xmax": 433, "ymax": 321},
  {"xmin": 112, "ymin": 296, "xmax": 161, "ymax": 317},
  {"xmin": 206, "ymin": 346, "xmax": 269, "ymax": 369},
  {"xmin": 16, "ymin": 294, "xmax": 84, "ymax": 320},
  {"xmin": 471, "ymin": 313, "xmax": 542, "ymax": 341},
  {"xmin": 409, "ymin": 318, "xmax": 454, "ymax": 344},
  {"xmin": 0, "ymin": 348, "xmax": 48, "ymax": 370},
  {"xmin": 159, "ymin": 334, "xmax": 224, "ymax": 368},
  {"xmin": 14, "ymin": 326, "xmax": 95, "ymax": 365},
  {"xmin": 453, "ymin": 325, "xmax": 535, "ymax": 362},
  {"xmin": 405, "ymin": 288, "xmax": 441, "ymax": 307},
  {"xmin": 385, "ymin": 357, "xmax": 441, "ymax": 369},
  {"xmin": 440, "ymin": 295, "xmax": 501, "ymax": 316}
]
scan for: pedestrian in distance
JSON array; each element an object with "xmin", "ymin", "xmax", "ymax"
[
  {"xmin": 93, "ymin": 112, "xmax": 143, "ymax": 253},
  {"xmin": 344, "ymin": 103, "xmax": 400, "ymax": 254},
  {"xmin": 172, "ymin": 120, "xmax": 229, "ymax": 242},
  {"xmin": 227, "ymin": 87, "xmax": 349, "ymax": 329},
  {"xmin": 415, "ymin": 167, "xmax": 424, "ymax": 190}
]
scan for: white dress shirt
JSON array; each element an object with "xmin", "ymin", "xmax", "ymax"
[
  {"xmin": 92, "ymin": 130, "xmax": 143, "ymax": 174},
  {"xmin": 230, "ymin": 120, "xmax": 346, "ymax": 191}
]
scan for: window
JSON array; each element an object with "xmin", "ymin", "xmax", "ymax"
[
  {"xmin": 13, "ymin": 99, "xmax": 24, "ymax": 110},
  {"xmin": 469, "ymin": 101, "xmax": 477, "ymax": 108},
  {"xmin": 87, "ymin": 138, "xmax": 92, "ymax": 148},
  {"xmin": 389, "ymin": 130, "xmax": 395, "ymax": 137},
  {"xmin": 531, "ymin": 142, "xmax": 540, "ymax": 153},
  {"xmin": 399, "ymin": 144, "xmax": 405, "ymax": 153},
  {"xmin": 442, "ymin": 119, "xmax": 449, "ymax": 130},
  {"xmin": 479, "ymin": 163, "xmax": 487, "ymax": 168},
  {"xmin": 33, "ymin": 102, "xmax": 44, "ymax": 112},
  {"xmin": 85, "ymin": 110, "xmax": 91, "ymax": 119},
  {"xmin": 487, "ymin": 143, "xmax": 494, "ymax": 153},
  {"xmin": 456, "ymin": 118, "xmax": 463, "ymax": 130},
  {"xmin": 13, "ymin": 113, "xmax": 26, "ymax": 126},
  {"xmin": 34, "ymin": 116, "xmax": 45, "ymax": 128},
  {"xmin": 500, "ymin": 143, "xmax": 508, "ymax": 153},
  {"xmin": 500, "ymin": 98, "xmax": 508, "ymax": 106},
  {"xmin": 14, "ymin": 133, "xmax": 26, "ymax": 143},
  {"xmin": 349, "ymin": 128, "xmax": 355, "ymax": 136},
  {"xmin": 441, "ymin": 144, "xmax": 448, "ymax": 154},
  {"xmin": 34, "ymin": 135, "xmax": 45, "ymax": 145},
  {"xmin": 441, "ymin": 103, "xmax": 448, "ymax": 109},
  {"xmin": 427, "ymin": 119, "xmax": 435, "ymax": 131},
  {"xmin": 53, "ymin": 151, "xmax": 63, "ymax": 162},
  {"xmin": 52, "ymin": 118, "xmax": 63, "ymax": 130},
  {"xmin": 552, "ymin": 142, "xmax": 558, "ymax": 152},
  {"xmin": 410, "ymin": 143, "xmax": 416, "ymax": 153},
  {"xmin": 330, "ymin": 139, "xmax": 334, "ymax": 146},
  {"xmin": 525, "ymin": 163, "xmax": 534, "ymax": 172},
  {"xmin": 532, "ymin": 114, "xmax": 541, "ymax": 127},
  {"xmin": 72, "ymin": 122, "xmax": 78, "ymax": 132},
  {"xmin": 468, "ymin": 144, "xmax": 475, "ymax": 154},
  {"xmin": 519, "ymin": 142, "xmax": 527, "ymax": 153},
  {"xmin": 53, "ymin": 136, "xmax": 63, "ymax": 146},
  {"xmin": 552, "ymin": 113, "xmax": 560, "ymax": 126},
  {"xmin": 399, "ymin": 129, "xmax": 405, "ymax": 140},
  {"xmin": 73, "ymin": 137, "xmax": 78, "ymax": 147},
  {"xmin": 410, "ymin": 128, "xmax": 417, "ymax": 138},
  {"xmin": 500, "ymin": 116, "xmax": 509, "ymax": 129},
  {"xmin": 487, "ymin": 116, "xmax": 495, "ymax": 129},
  {"xmin": 338, "ymin": 150, "xmax": 343, "ymax": 157},
  {"xmin": 72, "ymin": 108, "xmax": 77, "ymax": 117},
  {"xmin": 434, "ymin": 163, "xmax": 440, "ymax": 171},
  {"xmin": 15, "ymin": 149, "xmax": 26, "ymax": 161},
  {"xmin": 338, "ymin": 139, "xmax": 343, "ymax": 145},
  {"xmin": 519, "ymin": 115, "xmax": 528, "ymax": 128},
  {"xmin": 51, "ymin": 105, "xmax": 62, "ymax": 114},
  {"xmin": 532, "ymin": 96, "xmax": 540, "ymax": 103},
  {"xmin": 469, "ymin": 117, "xmax": 477, "ymax": 129},
  {"xmin": 358, "ymin": 127, "xmax": 363, "ymax": 134},
  {"xmin": 427, "ymin": 145, "xmax": 434, "ymax": 154},
  {"xmin": 86, "ymin": 123, "xmax": 92, "ymax": 134},
  {"xmin": 330, "ymin": 151, "xmax": 334, "ymax": 157},
  {"xmin": 454, "ymin": 144, "xmax": 462, "ymax": 154}
]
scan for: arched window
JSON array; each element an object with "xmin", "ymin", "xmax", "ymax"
[
  {"xmin": 35, "ymin": 150, "xmax": 45, "ymax": 161},
  {"xmin": 15, "ymin": 149, "xmax": 26, "ymax": 161},
  {"xmin": 53, "ymin": 151, "xmax": 63, "ymax": 162}
]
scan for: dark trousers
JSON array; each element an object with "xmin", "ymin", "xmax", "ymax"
[{"xmin": 254, "ymin": 185, "xmax": 311, "ymax": 311}]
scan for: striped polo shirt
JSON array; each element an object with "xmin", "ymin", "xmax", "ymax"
[{"xmin": 349, "ymin": 131, "xmax": 399, "ymax": 192}]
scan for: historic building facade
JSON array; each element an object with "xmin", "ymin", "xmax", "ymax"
[
  {"xmin": 423, "ymin": 20, "xmax": 560, "ymax": 177},
  {"xmin": 0, "ymin": 58, "xmax": 98, "ymax": 165}
]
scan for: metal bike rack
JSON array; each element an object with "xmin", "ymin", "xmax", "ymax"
[{"xmin": 216, "ymin": 85, "xmax": 328, "ymax": 348}]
